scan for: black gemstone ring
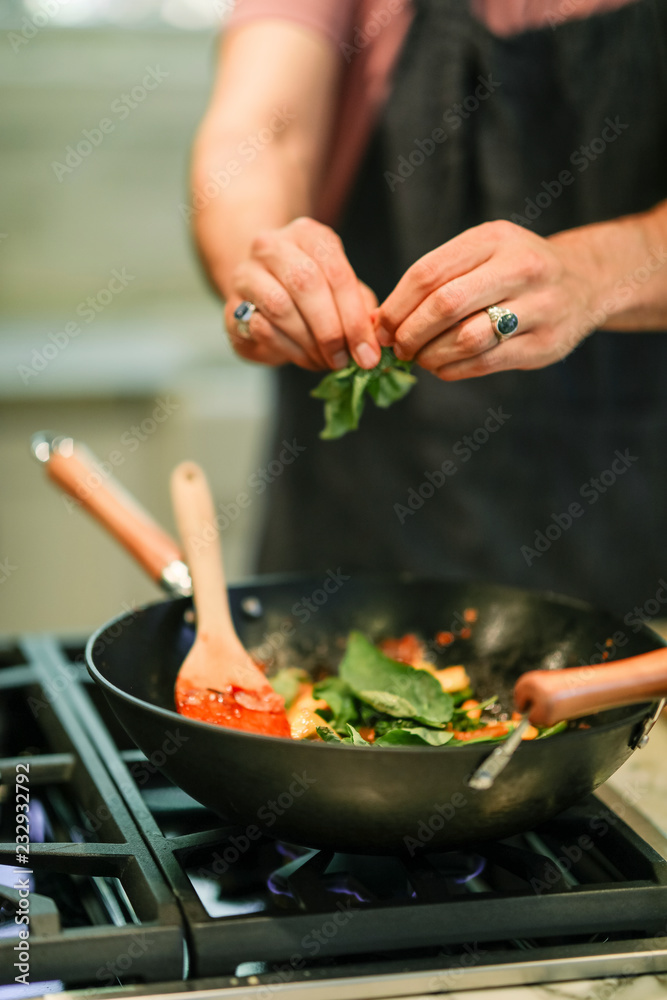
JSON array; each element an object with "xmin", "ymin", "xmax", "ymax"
[
  {"xmin": 233, "ymin": 300, "xmax": 257, "ymax": 340},
  {"xmin": 486, "ymin": 306, "xmax": 519, "ymax": 343}
]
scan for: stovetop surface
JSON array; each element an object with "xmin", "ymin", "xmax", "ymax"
[{"xmin": 1, "ymin": 634, "xmax": 667, "ymax": 998}]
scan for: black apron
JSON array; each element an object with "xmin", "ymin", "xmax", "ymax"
[{"xmin": 255, "ymin": 0, "xmax": 667, "ymax": 617}]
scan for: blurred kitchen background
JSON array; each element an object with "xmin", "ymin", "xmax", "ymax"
[{"xmin": 0, "ymin": 0, "xmax": 274, "ymax": 632}]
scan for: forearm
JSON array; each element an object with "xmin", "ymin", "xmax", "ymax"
[
  {"xmin": 189, "ymin": 21, "xmax": 339, "ymax": 303},
  {"xmin": 191, "ymin": 130, "xmax": 313, "ymax": 299},
  {"xmin": 549, "ymin": 199, "xmax": 667, "ymax": 332}
]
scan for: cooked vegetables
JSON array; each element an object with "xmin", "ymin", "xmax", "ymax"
[
  {"xmin": 338, "ymin": 632, "xmax": 454, "ymax": 728},
  {"xmin": 311, "ymin": 347, "xmax": 416, "ymax": 440},
  {"xmin": 268, "ymin": 628, "xmax": 567, "ymax": 746}
]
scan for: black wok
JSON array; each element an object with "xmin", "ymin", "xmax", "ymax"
[{"xmin": 86, "ymin": 575, "xmax": 664, "ymax": 854}]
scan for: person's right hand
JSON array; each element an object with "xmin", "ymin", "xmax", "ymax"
[{"xmin": 224, "ymin": 217, "xmax": 381, "ymax": 372}]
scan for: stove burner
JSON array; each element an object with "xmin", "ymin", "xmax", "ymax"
[
  {"xmin": 2, "ymin": 634, "xmax": 667, "ymax": 994},
  {"xmin": 453, "ymin": 855, "xmax": 486, "ymax": 883},
  {"xmin": 267, "ymin": 850, "xmax": 374, "ymax": 910}
]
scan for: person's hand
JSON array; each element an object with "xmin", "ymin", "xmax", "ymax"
[
  {"xmin": 224, "ymin": 217, "xmax": 381, "ymax": 372},
  {"xmin": 377, "ymin": 220, "xmax": 604, "ymax": 381}
]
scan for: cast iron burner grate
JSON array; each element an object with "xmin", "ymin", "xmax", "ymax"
[
  {"xmin": 0, "ymin": 638, "xmax": 183, "ymax": 989},
  {"xmin": 2, "ymin": 634, "xmax": 667, "ymax": 998}
]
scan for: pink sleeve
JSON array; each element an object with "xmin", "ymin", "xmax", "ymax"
[{"xmin": 226, "ymin": 0, "xmax": 357, "ymax": 48}]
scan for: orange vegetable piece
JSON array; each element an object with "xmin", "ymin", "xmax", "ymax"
[
  {"xmin": 434, "ymin": 665, "xmax": 471, "ymax": 693},
  {"xmin": 286, "ymin": 684, "xmax": 330, "ymax": 740},
  {"xmin": 461, "ymin": 698, "xmax": 481, "ymax": 720},
  {"xmin": 379, "ymin": 634, "xmax": 425, "ymax": 666},
  {"xmin": 453, "ymin": 722, "xmax": 510, "ymax": 741},
  {"xmin": 463, "ymin": 608, "xmax": 478, "ymax": 623}
]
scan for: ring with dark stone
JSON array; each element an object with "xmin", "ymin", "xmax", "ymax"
[
  {"xmin": 233, "ymin": 300, "xmax": 257, "ymax": 340},
  {"xmin": 486, "ymin": 306, "xmax": 519, "ymax": 343}
]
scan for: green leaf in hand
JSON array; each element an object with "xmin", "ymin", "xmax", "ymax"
[
  {"xmin": 311, "ymin": 348, "xmax": 416, "ymax": 440},
  {"xmin": 339, "ymin": 631, "xmax": 454, "ymax": 727},
  {"xmin": 367, "ymin": 366, "xmax": 416, "ymax": 408}
]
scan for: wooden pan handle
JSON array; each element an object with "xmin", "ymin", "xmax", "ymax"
[
  {"xmin": 514, "ymin": 645, "xmax": 667, "ymax": 727},
  {"xmin": 33, "ymin": 431, "xmax": 188, "ymax": 592}
]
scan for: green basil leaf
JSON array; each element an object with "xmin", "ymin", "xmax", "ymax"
[
  {"xmin": 368, "ymin": 368, "xmax": 417, "ymax": 408},
  {"xmin": 311, "ymin": 347, "xmax": 415, "ymax": 440},
  {"xmin": 344, "ymin": 723, "xmax": 371, "ymax": 745},
  {"xmin": 537, "ymin": 720, "xmax": 568, "ymax": 739},
  {"xmin": 320, "ymin": 387, "xmax": 358, "ymax": 440},
  {"xmin": 374, "ymin": 729, "xmax": 429, "ymax": 746},
  {"xmin": 358, "ymin": 690, "xmax": 421, "ymax": 719},
  {"xmin": 404, "ymin": 726, "xmax": 454, "ymax": 746},
  {"xmin": 339, "ymin": 631, "xmax": 453, "ymax": 727},
  {"xmin": 316, "ymin": 727, "xmax": 343, "ymax": 743},
  {"xmin": 451, "ymin": 686, "xmax": 474, "ymax": 706},
  {"xmin": 310, "ymin": 368, "xmax": 354, "ymax": 400},
  {"xmin": 313, "ymin": 676, "xmax": 358, "ymax": 731},
  {"xmin": 315, "ymin": 724, "xmax": 370, "ymax": 746},
  {"xmin": 451, "ymin": 695, "xmax": 500, "ymax": 729},
  {"xmin": 373, "ymin": 717, "xmax": 415, "ymax": 736},
  {"xmin": 375, "ymin": 727, "xmax": 454, "ymax": 747}
]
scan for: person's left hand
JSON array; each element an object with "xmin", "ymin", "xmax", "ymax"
[{"xmin": 377, "ymin": 220, "xmax": 602, "ymax": 381}]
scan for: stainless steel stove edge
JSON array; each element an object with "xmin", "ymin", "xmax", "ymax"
[{"xmin": 57, "ymin": 939, "xmax": 667, "ymax": 1000}]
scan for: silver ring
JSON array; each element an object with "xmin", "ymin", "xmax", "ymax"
[
  {"xmin": 233, "ymin": 300, "xmax": 257, "ymax": 340},
  {"xmin": 486, "ymin": 306, "xmax": 519, "ymax": 343}
]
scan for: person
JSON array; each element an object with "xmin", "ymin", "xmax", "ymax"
[{"xmin": 190, "ymin": 0, "xmax": 667, "ymax": 617}]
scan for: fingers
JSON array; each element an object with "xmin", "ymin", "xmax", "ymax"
[
  {"xmin": 290, "ymin": 221, "xmax": 381, "ymax": 368},
  {"xmin": 252, "ymin": 233, "xmax": 346, "ymax": 368},
  {"xmin": 435, "ymin": 326, "xmax": 565, "ymax": 381},
  {"xmin": 226, "ymin": 219, "xmax": 381, "ymax": 372},
  {"xmin": 392, "ymin": 266, "xmax": 509, "ymax": 361},
  {"xmin": 414, "ymin": 311, "xmax": 499, "ymax": 370},
  {"xmin": 252, "ymin": 219, "xmax": 381, "ymax": 369},
  {"xmin": 415, "ymin": 297, "xmax": 529, "ymax": 370},
  {"xmin": 374, "ymin": 219, "xmax": 586, "ymax": 382},
  {"xmin": 224, "ymin": 298, "xmax": 324, "ymax": 371},
  {"xmin": 233, "ymin": 260, "xmax": 329, "ymax": 368},
  {"xmin": 379, "ymin": 221, "xmax": 511, "ymax": 340}
]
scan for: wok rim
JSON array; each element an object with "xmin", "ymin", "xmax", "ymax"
[{"xmin": 85, "ymin": 575, "xmax": 664, "ymax": 753}]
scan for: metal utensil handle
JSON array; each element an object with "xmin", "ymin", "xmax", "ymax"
[{"xmin": 468, "ymin": 715, "xmax": 533, "ymax": 790}]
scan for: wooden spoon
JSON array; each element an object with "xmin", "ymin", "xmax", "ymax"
[{"xmin": 170, "ymin": 461, "xmax": 291, "ymax": 737}]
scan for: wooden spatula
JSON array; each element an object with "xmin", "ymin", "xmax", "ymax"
[{"xmin": 170, "ymin": 461, "xmax": 291, "ymax": 737}]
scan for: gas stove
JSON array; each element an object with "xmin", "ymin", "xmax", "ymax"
[{"xmin": 1, "ymin": 634, "xmax": 667, "ymax": 998}]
